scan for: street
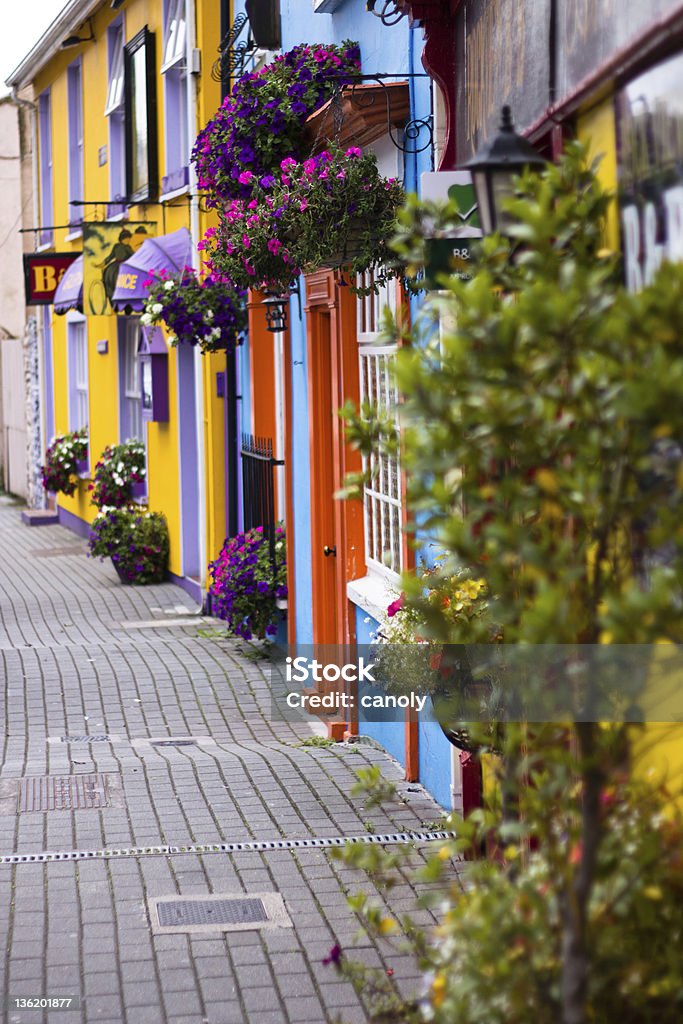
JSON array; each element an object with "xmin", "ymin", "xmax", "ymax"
[{"xmin": 0, "ymin": 499, "xmax": 445, "ymax": 1024}]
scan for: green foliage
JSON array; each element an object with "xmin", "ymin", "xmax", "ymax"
[
  {"xmin": 338, "ymin": 144, "xmax": 683, "ymax": 1023},
  {"xmin": 350, "ymin": 764, "xmax": 398, "ymax": 808}
]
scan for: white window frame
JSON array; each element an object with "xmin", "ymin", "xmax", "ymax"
[
  {"xmin": 161, "ymin": 0, "xmax": 187, "ymax": 72},
  {"xmin": 67, "ymin": 317, "xmax": 89, "ymax": 432},
  {"xmin": 161, "ymin": 0, "xmax": 189, "ymax": 182},
  {"xmin": 67, "ymin": 59, "xmax": 84, "ymax": 223},
  {"xmin": 105, "ymin": 19, "xmax": 127, "ymax": 211},
  {"xmin": 122, "ymin": 321, "xmax": 143, "ymax": 441},
  {"xmin": 105, "ymin": 21, "xmax": 125, "ymax": 116},
  {"xmin": 357, "ymin": 271, "xmax": 403, "ymax": 581}
]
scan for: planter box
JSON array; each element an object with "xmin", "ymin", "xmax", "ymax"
[{"xmin": 130, "ymin": 480, "xmax": 147, "ymax": 502}]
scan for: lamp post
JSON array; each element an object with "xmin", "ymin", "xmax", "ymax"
[{"xmin": 464, "ymin": 106, "xmax": 547, "ymax": 235}]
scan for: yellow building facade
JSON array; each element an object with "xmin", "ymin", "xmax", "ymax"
[{"xmin": 9, "ymin": 0, "xmax": 230, "ymax": 598}]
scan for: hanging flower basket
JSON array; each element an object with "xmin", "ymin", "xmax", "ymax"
[
  {"xmin": 141, "ymin": 270, "xmax": 247, "ymax": 354},
  {"xmin": 192, "ymin": 42, "xmax": 361, "ymax": 207},
  {"xmin": 323, "ymin": 216, "xmax": 377, "ymax": 269},
  {"xmin": 41, "ymin": 428, "xmax": 89, "ymax": 496},
  {"xmin": 202, "ymin": 147, "xmax": 405, "ymax": 295}
]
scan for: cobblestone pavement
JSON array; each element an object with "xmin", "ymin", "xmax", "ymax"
[{"xmin": 0, "ymin": 502, "xmax": 449, "ymax": 1024}]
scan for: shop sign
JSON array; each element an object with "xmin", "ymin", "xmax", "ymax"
[
  {"xmin": 615, "ymin": 52, "xmax": 683, "ymax": 292},
  {"xmin": 421, "ymin": 172, "xmax": 481, "ymax": 287},
  {"xmin": 23, "ymin": 253, "xmax": 78, "ymax": 305},
  {"xmin": 454, "ymin": 0, "xmax": 550, "ymax": 161},
  {"xmin": 82, "ymin": 222, "xmax": 156, "ymax": 315}
]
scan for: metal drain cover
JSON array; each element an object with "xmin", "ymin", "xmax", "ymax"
[
  {"xmin": 60, "ymin": 735, "xmax": 111, "ymax": 743},
  {"xmin": 0, "ymin": 774, "xmax": 122, "ymax": 814},
  {"xmin": 150, "ymin": 739, "xmax": 196, "ymax": 748},
  {"xmin": 150, "ymin": 893, "xmax": 293, "ymax": 934}
]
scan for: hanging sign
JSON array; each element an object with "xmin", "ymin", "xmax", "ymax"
[
  {"xmin": 23, "ymin": 252, "xmax": 79, "ymax": 306},
  {"xmin": 82, "ymin": 222, "xmax": 156, "ymax": 315},
  {"xmin": 421, "ymin": 171, "xmax": 482, "ymax": 287}
]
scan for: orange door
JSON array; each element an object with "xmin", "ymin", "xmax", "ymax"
[{"xmin": 305, "ymin": 270, "xmax": 365, "ymax": 649}]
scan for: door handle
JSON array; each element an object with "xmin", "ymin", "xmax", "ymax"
[{"xmin": 323, "ymin": 545, "xmax": 337, "ymax": 557}]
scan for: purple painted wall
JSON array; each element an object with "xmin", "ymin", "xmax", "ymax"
[
  {"xmin": 67, "ymin": 59, "xmax": 83, "ymax": 223},
  {"xmin": 38, "ymin": 92, "xmax": 53, "ymax": 247},
  {"xmin": 177, "ymin": 343, "xmax": 200, "ymax": 578}
]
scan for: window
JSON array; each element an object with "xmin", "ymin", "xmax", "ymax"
[
  {"xmin": 68, "ymin": 319, "xmax": 89, "ymax": 431},
  {"xmin": 105, "ymin": 19, "xmax": 127, "ymax": 216},
  {"xmin": 67, "ymin": 59, "xmax": 84, "ymax": 227},
  {"xmin": 119, "ymin": 318, "xmax": 143, "ymax": 441},
  {"xmin": 38, "ymin": 91, "xmax": 53, "ymax": 246},
  {"xmin": 124, "ymin": 28, "xmax": 158, "ymax": 204},
  {"xmin": 161, "ymin": 0, "xmax": 189, "ymax": 194},
  {"xmin": 357, "ymin": 272, "xmax": 403, "ymax": 578}
]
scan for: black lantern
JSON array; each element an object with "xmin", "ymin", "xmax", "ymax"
[
  {"xmin": 464, "ymin": 106, "xmax": 547, "ymax": 235},
  {"xmin": 262, "ymin": 294, "xmax": 288, "ymax": 334}
]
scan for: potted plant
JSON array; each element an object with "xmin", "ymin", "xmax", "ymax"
[
  {"xmin": 90, "ymin": 440, "xmax": 146, "ymax": 509},
  {"xmin": 202, "ymin": 147, "xmax": 405, "ymax": 294},
  {"xmin": 41, "ymin": 428, "xmax": 88, "ymax": 496},
  {"xmin": 141, "ymin": 269, "xmax": 247, "ymax": 354},
  {"xmin": 88, "ymin": 507, "xmax": 169, "ymax": 584},
  {"xmin": 372, "ymin": 565, "xmax": 502, "ymax": 752},
  {"xmin": 208, "ymin": 525, "xmax": 287, "ymax": 640},
  {"xmin": 192, "ymin": 42, "xmax": 360, "ymax": 207}
]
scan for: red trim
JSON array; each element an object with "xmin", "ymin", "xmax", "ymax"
[
  {"xmin": 405, "ymin": 713, "xmax": 419, "ymax": 782},
  {"xmin": 401, "ymin": 1, "xmax": 459, "ymax": 170}
]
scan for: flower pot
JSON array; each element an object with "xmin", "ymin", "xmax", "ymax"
[{"xmin": 112, "ymin": 561, "xmax": 131, "ymax": 584}]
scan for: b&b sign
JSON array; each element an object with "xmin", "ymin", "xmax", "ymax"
[{"xmin": 23, "ymin": 253, "xmax": 79, "ymax": 306}]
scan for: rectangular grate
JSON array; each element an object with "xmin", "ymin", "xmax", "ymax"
[
  {"xmin": 0, "ymin": 831, "xmax": 456, "ymax": 865},
  {"xmin": 60, "ymin": 735, "xmax": 111, "ymax": 743},
  {"xmin": 150, "ymin": 739, "xmax": 197, "ymax": 748},
  {"xmin": 150, "ymin": 892, "xmax": 292, "ymax": 933},
  {"xmin": 157, "ymin": 897, "xmax": 267, "ymax": 928},
  {"xmin": 17, "ymin": 774, "xmax": 111, "ymax": 813}
]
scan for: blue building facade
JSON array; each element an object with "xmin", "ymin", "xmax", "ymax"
[{"xmin": 224, "ymin": 0, "xmax": 457, "ymax": 808}]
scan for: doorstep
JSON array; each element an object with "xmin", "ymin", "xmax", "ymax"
[{"xmin": 21, "ymin": 509, "xmax": 60, "ymax": 527}]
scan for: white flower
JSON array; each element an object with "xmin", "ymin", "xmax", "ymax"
[
  {"xmin": 116, "ymin": 462, "xmax": 124, "ymax": 472},
  {"xmin": 151, "ymin": 303, "xmax": 163, "ymax": 315},
  {"xmin": 168, "ymin": 334, "xmax": 177, "ymax": 345},
  {"xmin": 206, "ymin": 309, "xmax": 214, "ymax": 320},
  {"xmin": 113, "ymin": 475, "xmax": 123, "ymax": 485},
  {"xmin": 163, "ymin": 280, "xmax": 175, "ymax": 291},
  {"xmin": 140, "ymin": 312, "xmax": 153, "ymax": 326}
]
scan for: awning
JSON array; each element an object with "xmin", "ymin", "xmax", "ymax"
[
  {"xmin": 111, "ymin": 227, "xmax": 194, "ymax": 312},
  {"xmin": 53, "ymin": 254, "xmax": 83, "ymax": 315}
]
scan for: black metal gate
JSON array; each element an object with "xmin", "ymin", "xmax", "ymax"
[{"xmin": 240, "ymin": 434, "xmax": 283, "ymax": 546}]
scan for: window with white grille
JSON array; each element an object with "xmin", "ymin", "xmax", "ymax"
[
  {"xmin": 357, "ymin": 272, "xmax": 403, "ymax": 578},
  {"xmin": 68, "ymin": 321, "xmax": 89, "ymax": 431}
]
